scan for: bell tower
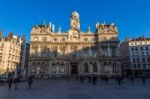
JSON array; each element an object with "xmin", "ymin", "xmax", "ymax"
[
  {"xmin": 70, "ymin": 11, "xmax": 80, "ymax": 31},
  {"xmin": 68, "ymin": 11, "xmax": 80, "ymax": 42}
]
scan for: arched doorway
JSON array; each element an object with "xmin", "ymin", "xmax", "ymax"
[{"xmin": 70, "ymin": 62, "xmax": 78, "ymax": 74}]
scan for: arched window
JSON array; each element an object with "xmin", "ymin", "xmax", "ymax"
[
  {"xmin": 54, "ymin": 50, "xmax": 57, "ymax": 57},
  {"xmin": 93, "ymin": 62, "xmax": 98, "ymax": 72},
  {"xmin": 113, "ymin": 62, "xmax": 117, "ymax": 72},
  {"xmin": 84, "ymin": 63, "xmax": 89, "ymax": 73}
]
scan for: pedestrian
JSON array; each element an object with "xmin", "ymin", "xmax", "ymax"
[
  {"xmin": 105, "ymin": 76, "xmax": 109, "ymax": 85},
  {"xmin": 131, "ymin": 76, "xmax": 134, "ymax": 84},
  {"xmin": 88, "ymin": 76, "xmax": 92, "ymax": 83},
  {"xmin": 92, "ymin": 75, "xmax": 97, "ymax": 85},
  {"xmin": 80, "ymin": 76, "xmax": 84, "ymax": 83},
  {"xmin": 28, "ymin": 76, "xmax": 33, "ymax": 89},
  {"xmin": 8, "ymin": 76, "xmax": 13, "ymax": 90},
  {"xmin": 142, "ymin": 76, "xmax": 146, "ymax": 85},
  {"xmin": 14, "ymin": 77, "xmax": 18, "ymax": 90},
  {"xmin": 118, "ymin": 76, "xmax": 121, "ymax": 85}
]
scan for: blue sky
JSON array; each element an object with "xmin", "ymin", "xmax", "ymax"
[{"xmin": 0, "ymin": 0, "xmax": 150, "ymax": 42}]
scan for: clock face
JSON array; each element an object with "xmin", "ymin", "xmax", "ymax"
[{"xmin": 71, "ymin": 20, "xmax": 79, "ymax": 29}]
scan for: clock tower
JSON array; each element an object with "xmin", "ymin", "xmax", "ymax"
[
  {"xmin": 70, "ymin": 11, "xmax": 80, "ymax": 31},
  {"xmin": 68, "ymin": 11, "xmax": 80, "ymax": 41}
]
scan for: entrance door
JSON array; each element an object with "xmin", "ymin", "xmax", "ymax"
[{"xmin": 71, "ymin": 62, "xmax": 78, "ymax": 74}]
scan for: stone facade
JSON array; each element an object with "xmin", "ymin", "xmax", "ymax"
[
  {"xmin": 19, "ymin": 42, "xmax": 30, "ymax": 78},
  {"xmin": 29, "ymin": 11, "xmax": 121, "ymax": 78}
]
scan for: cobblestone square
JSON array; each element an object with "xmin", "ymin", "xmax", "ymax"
[{"xmin": 0, "ymin": 79, "xmax": 150, "ymax": 99}]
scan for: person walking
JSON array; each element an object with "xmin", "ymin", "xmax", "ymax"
[
  {"xmin": 14, "ymin": 77, "xmax": 18, "ymax": 90},
  {"xmin": 142, "ymin": 76, "xmax": 146, "ymax": 85},
  {"xmin": 28, "ymin": 76, "xmax": 33, "ymax": 89},
  {"xmin": 8, "ymin": 76, "xmax": 13, "ymax": 90},
  {"xmin": 106, "ymin": 76, "xmax": 109, "ymax": 85},
  {"xmin": 131, "ymin": 76, "xmax": 134, "ymax": 84},
  {"xmin": 92, "ymin": 75, "xmax": 97, "ymax": 85},
  {"xmin": 118, "ymin": 76, "xmax": 122, "ymax": 85},
  {"xmin": 88, "ymin": 76, "xmax": 92, "ymax": 83}
]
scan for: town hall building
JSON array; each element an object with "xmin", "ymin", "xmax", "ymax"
[{"xmin": 28, "ymin": 11, "xmax": 121, "ymax": 78}]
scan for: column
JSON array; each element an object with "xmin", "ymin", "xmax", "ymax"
[
  {"xmin": 48, "ymin": 61, "xmax": 51, "ymax": 76},
  {"xmin": 89, "ymin": 48, "xmax": 92, "ymax": 57},
  {"xmin": 89, "ymin": 63, "xmax": 92, "ymax": 74},
  {"xmin": 39, "ymin": 45, "xmax": 41, "ymax": 56},
  {"xmin": 107, "ymin": 44, "xmax": 111, "ymax": 57}
]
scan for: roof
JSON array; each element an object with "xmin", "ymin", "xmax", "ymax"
[{"xmin": 130, "ymin": 37, "xmax": 150, "ymax": 42}]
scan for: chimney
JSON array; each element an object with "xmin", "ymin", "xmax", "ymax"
[
  {"xmin": 8, "ymin": 33, "xmax": 13, "ymax": 41},
  {"xmin": 0, "ymin": 32, "xmax": 2, "ymax": 39},
  {"xmin": 58, "ymin": 26, "xmax": 61, "ymax": 33},
  {"xmin": 49, "ymin": 22, "xmax": 52, "ymax": 30},
  {"xmin": 51, "ymin": 24, "xmax": 55, "ymax": 32},
  {"xmin": 125, "ymin": 37, "xmax": 129, "ymax": 42}
]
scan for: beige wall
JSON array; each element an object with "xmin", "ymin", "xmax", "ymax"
[{"xmin": 0, "ymin": 39, "xmax": 22, "ymax": 73}]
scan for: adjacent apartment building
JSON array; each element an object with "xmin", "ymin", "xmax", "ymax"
[
  {"xmin": 0, "ymin": 33, "xmax": 29, "ymax": 78},
  {"xmin": 120, "ymin": 37, "xmax": 150, "ymax": 77}
]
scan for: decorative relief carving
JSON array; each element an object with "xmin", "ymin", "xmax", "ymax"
[{"xmin": 99, "ymin": 24, "xmax": 117, "ymax": 34}]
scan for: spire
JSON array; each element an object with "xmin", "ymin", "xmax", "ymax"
[
  {"xmin": 43, "ymin": 20, "xmax": 46, "ymax": 25},
  {"xmin": 49, "ymin": 22, "xmax": 52, "ymax": 29},
  {"xmin": 51, "ymin": 24, "xmax": 55, "ymax": 32},
  {"xmin": 88, "ymin": 26, "xmax": 91, "ymax": 33},
  {"xmin": 102, "ymin": 20, "xmax": 106, "ymax": 25},
  {"xmin": 111, "ymin": 22, "xmax": 115, "ymax": 26},
  {"xmin": 0, "ymin": 31, "xmax": 2, "ymax": 39},
  {"xmin": 104, "ymin": 20, "xmax": 106, "ymax": 24},
  {"xmin": 58, "ymin": 26, "xmax": 61, "ymax": 33},
  {"xmin": 97, "ymin": 22, "xmax": 99, "ymax": 26},
  {"xmin": 95, "ymin": 23, "xmax": 98, "ymax": 29}
]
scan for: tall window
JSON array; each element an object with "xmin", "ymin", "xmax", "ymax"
[
  {"xmin": 147, "ymin": 57, "xmax": 150, "ymax": 62},
  {"xmin": 131, "ymin": 47, "xmax": 134, "ymax": 51},
  {"xmin": 135, "ymin": 47, "xmax": 138, "ymax": 51},
  {"xmin": 143, "ymin": 58, "xmax": 146, "ymax": 62},
  {"xmin": 84, "ymin": 63, "xmax": 89, "ymax": 73},
  {"xmin": 113, "ymin": 63, "xmax": 116, "ymax": 72},
  {"xmin": 112, "ymin": 48, "xmax": 116, "ymax": 57},
  {"xmin": 93, "ymin": 63, "xmax": 98, "ymax": 72},
  {"xmin": 54, "ymin": 51, "xmax": 57, "ymax": 57},
  {"xmin": 137, "ymin": 58, "xmax": 140, "ymax": 62},
  {"xmin": 141, "ymin": 47, "xmax": 143, "ymax": 51},
  {"xmin": 143, "ymin": 64, "xmax": 146, "ymax": 69},
  {"xmin": 133, "ymin": 58, "xmax": 135, "ymax": 62},
  {"xmin": 146, "ymin": 47, "xmax": 149, "ymax": 50}
]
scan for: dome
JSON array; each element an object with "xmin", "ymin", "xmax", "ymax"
[{"xmin": 72, "ymin": 11, "xmax": 79, "ymax": 17}]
